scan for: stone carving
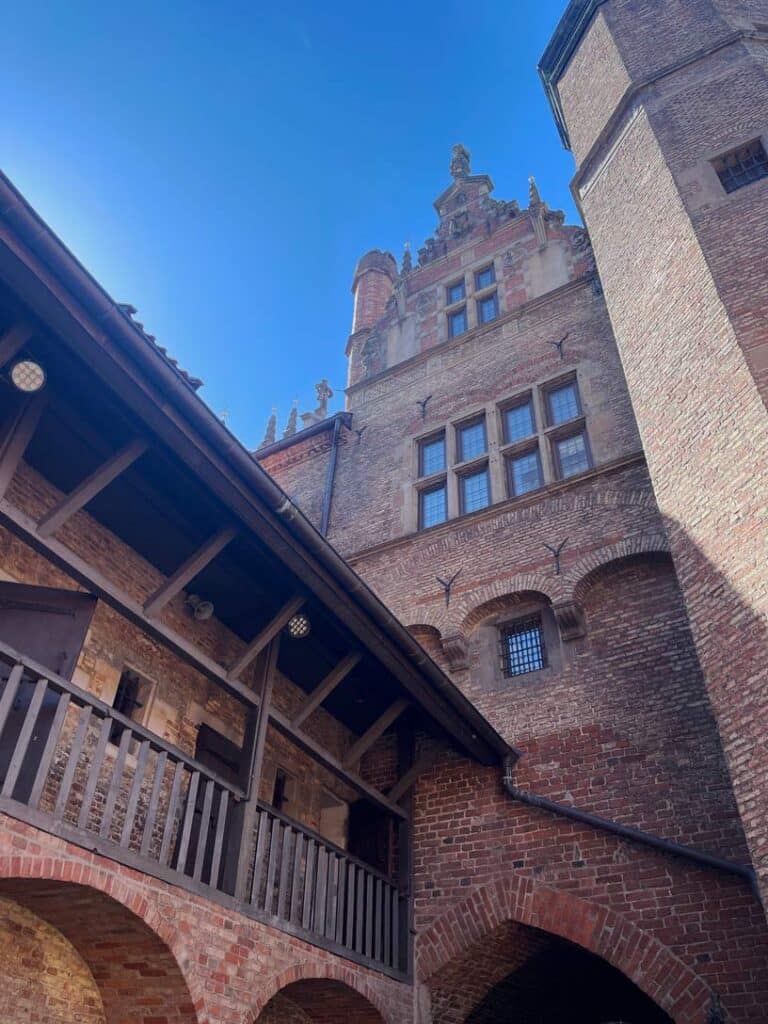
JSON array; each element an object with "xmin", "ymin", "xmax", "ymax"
[
  {"xmin": 528, "ymin": 175, "xmax": 542, "ymax": 207},
  {"xmin": 300, "ymin": 379, "xmax": 334, "ymax": 428},
  {"xmin": 416, "ymin": 290, "xmax": 437, "ymax": 317},
  {"xmin": 572, "ymin": 227, "xmax": 592, "ymax": 252},
  {"xmin": 417, "ymin": 236, "xmax": 447, "ymax": 266},
  {"xmin": 454, "ymin": 190, "xmax": 468, "ymax": 207},
  {"xmin": 401, "ymin": 243, "xmax": 413, "ymax": 274},
  {"xmin": 448, "ymin": 211, "xmax": 470, "ymax": 238},
  {"xmin": 258, "ymin": 407, "xmax": 277, "ymax": 448},
  {"xmin": 361, "ymin": 332, "xmax": 386, "ymax": 377},
  {"xmin": 282, "ymin": 403, "xmax": 298, "ymax": 438},
  {"xmin": 450, "ymin": 143, "xmax": 471, "ymax": 179}
]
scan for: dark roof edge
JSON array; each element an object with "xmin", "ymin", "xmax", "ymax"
[
  {"xmin": 0, "ymin": 168, "xmax": 515, "ymax": 767},
  {"xmin": 254, "ymin": 412, "xmax": 352, "ymax": 459},
  {"xmin": 538, "ymin": 0, "xmax": 610, "ymax": 150}
]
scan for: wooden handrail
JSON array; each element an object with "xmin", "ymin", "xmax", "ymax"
[
  {"xmin": 0, "ymin": 640, "xmax": 245, "ymax": 799},
  {"xmin": 255, "ymin": 800, "xmax": 401, "ymax": 889}
]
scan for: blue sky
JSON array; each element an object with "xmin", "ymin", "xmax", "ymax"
[{"xmin": 2, "ymin": 1, "xmax": 578, "ymax": 448}]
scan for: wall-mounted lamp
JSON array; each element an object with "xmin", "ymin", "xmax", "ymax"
[
  {"xmin": 10, "ymin": 358, "xmax": 46, "ymax": 393},
  {"xmin": 286, "ymin": 612, "xmax": 311, "ymax": 639}
]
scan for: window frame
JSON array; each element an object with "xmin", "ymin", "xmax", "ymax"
[
  {"xmin": 455, "ymin": 415, "xmax": 488, "ymax": 465},
  {"xmin": 476, "ymin": 290, "xmax": 499, "ymax": 326},
  {"xmin": 458, "ymin": 462, "xmax": 491, "ymax": 516},
  {"xmin": 418, "ymin": 431, "xmax": 447, "ymax": 478},
  {"xmin": 447, "ymin": 305, "xmax": 468, "ymax": 338},
  {"xmin": 501, "ymin": 394, "xmax": 536, "ymax": 445},
  {"xmin": 543, "ymin": 375, "xmax": 582, "ymax": 427},
  {"xmin": 552, "ymin": 428, "xmax": 592, "ymax": 480},
  {"xmin": 499, "ymin": 615, "xmax": 548, "ymax": 678},
  {"xmin": 418, "ymin": 479, "xmax": 448, "ymax": 530},
  {"xmin": 474, "ymin": 264, "xmax": 496, "ymax": 291},
  {"xmin": 712, "ymin": 137, "xmax": 768, "ymax": 194},
  {"xmin": 506, "ymin": 445, "xmax": 544, "ymax": 498},
  {"xmin": 446, "ymin": 279, "xmax": 466, "ymax": 305}
]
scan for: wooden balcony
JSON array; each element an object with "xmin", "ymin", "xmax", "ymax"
[{"xmin": 0, "ymin": 641, "xmax": 408, "ymax": 978}]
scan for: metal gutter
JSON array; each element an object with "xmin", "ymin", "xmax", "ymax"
[
  {"xmin": 502, "ymin": 758, "xmax": 758, "ymax": 896},
  {"xmin": 319, "ymin": 414, "xmax": 343, "ymax": 537},
  {"xmin": 0, "ymin": 168, "xmax": 515, "ymax": 767}
]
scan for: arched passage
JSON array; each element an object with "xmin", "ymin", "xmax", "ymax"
[
  {"xmin": 428, "ymin": 918, "xmax": 672, "ymax": 1024},
  {"xmin": 0, "ymin": 878, "xmax": 197, "ymax": 1024},
  {"xmin": 417, "ymin": 878, "xmax": 712, "ymax": 1023},
  {"xmin": 255, "ymin": 977, "xmax": 387, "ymax": 1024}
]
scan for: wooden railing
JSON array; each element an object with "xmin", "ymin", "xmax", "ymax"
[
  {"xmin": 250, "ymin": 803, "xmax": 406, "ymax": 972},
  {"xmin": 0, "ymin": 642, "xmax": 408, "ymax": 976}
]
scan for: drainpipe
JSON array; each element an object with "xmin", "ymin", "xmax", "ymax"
[
  {"xmin": 319, "ymin": 415, "xmax": 342, "ymax": 537},
  {"xmin": 502, "ymin": 757, "xmax": 759, "ymax": 897}
]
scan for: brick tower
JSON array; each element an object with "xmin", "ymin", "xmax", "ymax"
[{"xmin": 540, "ymin": 0, "xmax": 768, "ymax": 907}]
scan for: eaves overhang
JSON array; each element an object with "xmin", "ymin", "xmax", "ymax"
[
  {"xmin": 0, "ymin": 168, "xmax": 518, "ymax": 769},
  {"xmin": 254, "ymin": 412, "xmax": 352, "ymax": 459},
  {"xmin": 539, "ymin": 0, "xmax": 610, "ymax": 150}
]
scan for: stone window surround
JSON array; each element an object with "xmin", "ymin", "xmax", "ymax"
[
  {"xmin": 411, "ymin": 368, "xmax": 592, "ymax": 533},
  {"xmin": 443, "ymin": 255, "xmax": 502, "ymax": 340},
  {"xmin": 470, "ymin": 599, "xmax": 563, "ymax": 691},
  {"xmin": 680, "ymin": 128, "xmax": 768, "ymax": 213}
]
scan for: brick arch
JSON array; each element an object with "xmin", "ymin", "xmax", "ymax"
[
  {"xmin": 0, "ymin": 851, "xmax": 203, "ymax": 1023},
  {"xmin": 565, "ymin": 533, "xmax": 672, "ymax": 605},
  {"xmin": 459, "ymin": 580, "xmax": 557, "ymax": 636},
  {"xmin": 249, "ymin": 962, "xmax": 394, "ymax": 1024},
  {"xmin": 416, "ymin": 876, "xmax": 711, "ymax": 1024}
]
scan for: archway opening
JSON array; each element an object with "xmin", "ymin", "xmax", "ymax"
[
  {"xmin": 257, "ymin": 978, "xmax": 386, "ymax": 1024},
  {"xmin": 0, "ymin": 879, "xmax": 197, "ymax": 1024},
  {"xmin": 429, "ymin": 919, "xmax": 672, "ymax": 1024}
]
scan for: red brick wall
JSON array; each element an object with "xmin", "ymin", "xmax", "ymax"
[{"xmin": 554, "ymin": 0, "xmax": 768, "ymax": 904}]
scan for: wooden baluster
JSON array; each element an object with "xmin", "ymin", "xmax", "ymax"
[
  {"xmin": 0, "ymin": 665, "xmax": 24, "ymax": 736},
  {"xmin": 29, "ymin": 691, "xmax": 71, "ymax": 810},
  {"xmin": 325, "ymin": 852, "xmax": 337, "ymax": 940},
  {"xmin": 99, "ymin": 725, "xmax": 133, "ymax": 839},
  {"xmin": 193, "ymin": 778, "xmax": 215, "ymax": 882},
  {"xmin": 392, "ymin": 888, "xmax": 401, "ymax": 971},
  {"xmin": 345, "ymin": 863, "xmax": 356, "ymax": 952},
  {"xmin": 159, "ymin": 761, "xmax": 186, "ymax": 865},
  {"xmin": 383, "ymin": 882, "xmax": 392, "ymax": 968},
  {"xmin": 365, "ymin": 872, "xmax": 374, "ymax": 958},
  {"xmin": 53, "ymin": 705, "xmax": 92, "ymax": 821},
  {"xmin": 1, "ymin": 677, "xmax": 47, "ymax": 798},
  {"xmin": 77, "ymin": 716, "xmax": 112, "ymax": 831},
  {"xmin": 276, "ymin": 825, "xmax": 293, "ymax": 919},
  {"xmin": 302, "ymin": 840, "xmax": 317, "ymax": 931},
  {"xmin": 374, "ymin": 877, "xmax": 383, "ymax": 962},
  {"xmin": 289, "ymin": 832, "xmax": 305, "ymax": 924},
  {"xmin": 250, "ymin": 809, "xmax": 271, "ymax": 907},
  {"xmin": 264, "ymin": 817, "xmax": 282, "ymax": 916},
  {"xmin": 120, "ymin": 740, "xmax": 151, "ymax": 848},
  {"xmin": 140, "ymin": 750, "xmax": 168, "ymax": 857},
  {"xmin": 173, "ymin": 770, "xmax": 201, "ymax": 874},
  {"xmin": 314, "ymin": 846, "xmax": 328, "ymax": 937},
  {"xmin": 209, "ymin": 789, "xmax": 229, "ymax": 890},
  {"xmin": 354, "ymin": 866, "xmax": 365, "ymax": 954},
  {"xmin": 335, "ymin": 859, "xmax": 347, "ymax": 945}
]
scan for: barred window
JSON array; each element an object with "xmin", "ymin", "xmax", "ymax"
[
  {"xmin": 713, "ymin": 139, "xmax": 768, "ymax": 194},
  {"xmin": 501, "ymin": 617, "xmax": 546, "ymax": 677}
]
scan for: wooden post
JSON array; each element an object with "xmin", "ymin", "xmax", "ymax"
[
  {"xmin": 0, "ymin": 393, "xmax": 45, "ymax": 500},
  {"xmin": 396, "ymin": 728, "xmax": 415, "ymax": 977},
  {"xmin": 228, "ymin": 636, "xmax": 280, "ymax": 902}
]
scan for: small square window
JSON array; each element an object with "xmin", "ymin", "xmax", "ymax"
[
  {"xmin": 420, "ymin": 483, "xmax": 447, "ymax": 529},
  {"xmin": 447, "ymin": 280, "xmax": 466, "ymax": 305},
  {"xmin": 419, "ymin": 433, "xmax": 446, "ymax": 476},
  {"xmin": 477, "ymin": 291, "xmax": 499, "ymax": 325},
  {"xmin": 555, "ymin": 431, "xmax": 591, "ymax": 479},
  {"xmin": 503, "ymin": 399, "xmax": 535, "ymax": 443},
  {"xmin": 546, "ymin": 380, "xmax": 581, "ymax": 425},
  {"xmin": 448, "ymin": 307, "xmax": 468, "ymax": 338},
  {"xmin": 457, "ymin": 418, "xmax": 487, "ymax": 462},
  {"xmin": 110, "ymin": 668, "xmax": 152, "ymax": 741},
  {"xmin": 475, "ymin": 264, "xmax": 496, "ymax": 290},
  {"xmin": 272, "ymin": 766, "xmax": 296, "ymax": 813},
  {"xmin": 508, "ymin": 449, "xmax": 543, "ymax": 496},
  {"xmin": 460, "ymin": 466, "xmax": 490, "ymax": 514},
  {"xmin": 713, "ymin": 139, "xmax": 768, "ymax": 194},
  {"xmin": 501, "ymin": 617, "xmax": 546, "ymax": 677}
]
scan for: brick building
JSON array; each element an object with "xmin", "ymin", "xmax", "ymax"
[{"xmin": 0, "ymin": 1, "xmax": 766, "ymax": 1022}]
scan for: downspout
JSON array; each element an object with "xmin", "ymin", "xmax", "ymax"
[
  {"xmin": 319, "ymin": 415, "xmax": 342, "ymax": 537},
  {"xmin": 502, "ymin": 757, "xmax": 759, "ymax": 898}
]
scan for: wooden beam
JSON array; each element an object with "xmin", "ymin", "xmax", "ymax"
[
  {"xmin": 234, "ymin": 637, "xmax": 279, "ymax": 901},
  {"xmin": 37, "ymin": 438, "xmax": 149, "ymax": 538},
  {"xmin": 0, "ymin": 322, "xmax": 35, "ymax": 369},
  {"xmin": 0, "ymin": 499, "xmax": 406, "ymax": 819},
  {"xmin": 343, "ymin": 698, "xmax": 410, "ymax": 768},
  {"xmin": 388, "ymin": 749, "xmax": 438, "ymax": 803},
  {"xmin": 228, "ymin": 595, "xmax": 304, "ymax": 680},
  {"xmin": 143, "ymin": 524, "xmax": 237, "ymax": 617},
  {"xmin": 0, "ymin": 393, "xmax": 45, "ymax": 500},
  {"xmin": 291, "ymin": 651, "xmax": 361, "ymax": 729}
]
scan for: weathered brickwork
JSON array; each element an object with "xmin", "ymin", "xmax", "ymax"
[{"xmin": 552, "ymin": 0, "xmax": 768, "ymax": 904}]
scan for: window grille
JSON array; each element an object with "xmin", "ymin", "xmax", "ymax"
[
  {"xmin": 713, "ymin": 139, "xmax": 768, "ymax": 193},
  {"xmin": 501, "ymin": 617, "xmax": 546, "ymax": 677}
]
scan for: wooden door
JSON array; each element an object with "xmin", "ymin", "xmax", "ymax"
[{"xmin": 0, "ymin": 582, "xmax": 96, "ymax": 801}]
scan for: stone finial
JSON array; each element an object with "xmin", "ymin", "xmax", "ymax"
[
  {"xmin": 528, "ymin": 175, "xmax": 542, "ymax": 207},
  {"xmin": 258, "ymin": 407, "xmax": 277, "ymax": 448},
  {"xmin": 401, "ymin": 242, "xmax": 413, "ymax": 274},
  {"xmin": 282, "ymin": 402, "xmax": 298, "ymax": 438},
  {"xmin": 314, "ymin": 379, "xmax": 333, "ymax": 419},
  {"xmin": 450, "ymin": 143, "xmax": 471, "ymax": 179}
]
